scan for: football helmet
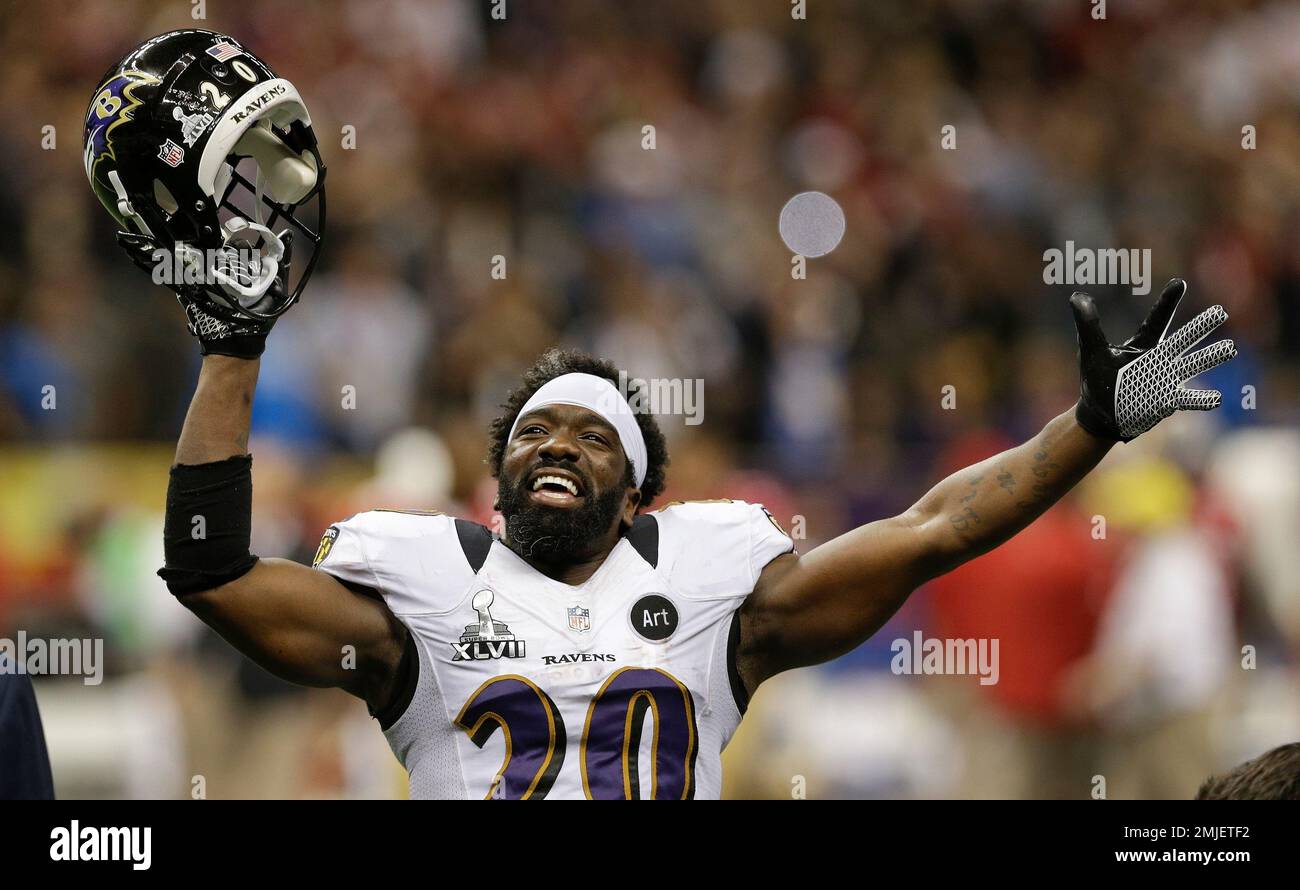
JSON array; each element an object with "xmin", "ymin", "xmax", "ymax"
[{"xmin": 83, "ymin": 29, "xmax": 325, "ymax": 322}]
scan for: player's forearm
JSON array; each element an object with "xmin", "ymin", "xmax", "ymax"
[
  {"xmin": 160, "ymin": 357, "xmax": 261, "ymax": 596},
  {"xmin": 174, "ymin": 355, "xmax": 260, "ymax": 464},
  {"xmin": 910, "ymin": 407, "xmax": 1112, "ymax": 576}
]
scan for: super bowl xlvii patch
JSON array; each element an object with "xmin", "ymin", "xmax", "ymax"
[
  {"xmin": 452, "ymin": 590, "xmax": 526, "ymax": 661},
  {"xmin": 312, "ymin": 526, "xmax": 339, "ymax": 567},
  {"xmin": 157, "ymin": 139, "xmax": 184, "ymax": 167},
  {"xmin": 172, "ymin": 106, "xmax": 214, "ymax": 147}
]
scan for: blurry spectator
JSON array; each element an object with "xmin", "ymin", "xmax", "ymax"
[
  {"xmin": 1078, "ymin": 454, "xmax": 1238, "ymax": 799},
  {"xmin": 925, "ymin": 433, "xmax": 1117, "ymax": 799}
]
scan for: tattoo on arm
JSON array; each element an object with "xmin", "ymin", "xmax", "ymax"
[
  {"xmin": 948, "ymin": 505, "xmax": 981, "ymax": 532},
  {"xmin": 997, "ymin": 469, "xmax": 1015, "ymax": 494},
  {"xmin": 1014, "ymin": 447, "xmax": 1060, "ymax": 512},
  {"xmin": 916, "ymin": 409, "xmax": 1112, "ymax": 578},
  {"xmin": 958, "ymin": 474, "xmax": 983, "ymax": 505},
  {"xmin": 949, "ymin": 474, "xmax": 987, "ymax": 534}
]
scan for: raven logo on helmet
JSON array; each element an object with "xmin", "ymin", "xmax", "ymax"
[
  {"xmin": 83, "ymin": 29, "xmax": 326, "ymax": 324},
  {"xmin": 83, "ymin": 70, "xmax": 159, "ymax": 186}
]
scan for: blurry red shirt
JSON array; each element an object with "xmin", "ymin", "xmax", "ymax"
[{"xmin": 925, "ymin": 505, "xmax": 1116, "ymax": 726}]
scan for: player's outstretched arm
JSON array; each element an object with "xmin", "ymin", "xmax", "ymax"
[
  {"xmin": 738, "ymin": 279, "xmax": 1237, "ymax": 690},
  {"xmin": 161, "ymin": 355, "xmax": 407, "ymax": 713},
  {"xmin": 739, "ymin": 408, "xmax": 1108, "ymax": 687}
]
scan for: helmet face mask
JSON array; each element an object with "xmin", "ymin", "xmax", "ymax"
[{"xmin": 84, "ymin": 29, "xmax": 326, "ymax": 322}]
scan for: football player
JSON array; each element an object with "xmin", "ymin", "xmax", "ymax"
[{"xmin": 91, "ymin": 32, "xmax": 1239, "ymax": 800}]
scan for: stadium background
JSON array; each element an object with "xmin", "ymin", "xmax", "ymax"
[{"xmin": 1, "ymin": 0, "xmax": 1297, "ymax": 798}]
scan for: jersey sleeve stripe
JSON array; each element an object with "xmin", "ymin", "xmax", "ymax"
[
  {"xmin": 454, "ymin": 519, "xmax": 494, "ymax": 573},
  {"xmin": 726, "ymin": 608, "xmax": 749, "ymax": 716},
  {"xmin": 625, "ymin": 514, "xmax": 660, "ymax": 568},
  {"xmin": 372, "ymin": 630, "xmax": 420, "ymax": 731}
]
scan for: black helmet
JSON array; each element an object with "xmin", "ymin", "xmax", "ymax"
[{"xmin": 83, "ymin": 29, "xmax": 325, "ymax": 321}]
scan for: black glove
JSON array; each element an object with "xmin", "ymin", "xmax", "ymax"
[
  {"xmin": 1071, "ymin": 278, "xmax": 1237, "ymax": 442},
  {"xmin": 116, "ymin": 230, "xmax": 293, "ymax": 360}
]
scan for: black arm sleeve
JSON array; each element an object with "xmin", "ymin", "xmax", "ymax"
[{"xmin": 157, "ymin": 454, "xmax": 259, "ymax": 595}]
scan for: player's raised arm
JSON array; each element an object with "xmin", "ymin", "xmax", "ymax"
[
  {"xmin": 81, "ymin": 32, "xmax": 408, "ymax": 715},
  {"xmin": 161, "ymin": 355, "xmax": 407, "ymax": 712},
  {"xmin": 737, "ymin": 279, "xmax": 1237, "ymax": 690}
]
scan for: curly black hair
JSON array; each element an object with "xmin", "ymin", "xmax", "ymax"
[
  {"xmin": 1196, "ymin": 742, "xmax": 1300, "ymax": 800},
  {"xmin": 487, "ymin": 348, "xmax": 669, "ymax": 510}
]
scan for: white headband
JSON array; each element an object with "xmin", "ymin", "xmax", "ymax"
[{"xmin": 507, "ymin": 373, "xmax": 648, "ymax": 488}]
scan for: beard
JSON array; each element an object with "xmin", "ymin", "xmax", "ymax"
[{"xmin": 496, "ymin": 465, "xmax": 627, "ymax": 561}]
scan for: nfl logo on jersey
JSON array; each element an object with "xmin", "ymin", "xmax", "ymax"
[{"xmin": 567, "ymin": 605, "xmax": 591, "ymax": 633}]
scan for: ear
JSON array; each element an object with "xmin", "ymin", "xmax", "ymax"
[{"xmin": 621, "ymin": 488, "xmax": 641, "ymax": 529}]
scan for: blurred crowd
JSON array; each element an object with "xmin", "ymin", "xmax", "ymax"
[{"xmin": 0, "ymin": 0, "xmax": 1297, "ymax": 798}]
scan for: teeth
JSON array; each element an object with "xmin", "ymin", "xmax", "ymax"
[{"xmin": 532, "ymin": 475, "xmax": 578, "ymax": 496}]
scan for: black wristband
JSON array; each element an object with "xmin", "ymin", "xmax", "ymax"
[
  {"xmin": 157, "ymin": 454, "xmax": 259, "ymax": 596},
  {"xmin": 199, "ymin": 332, "xmax": 268, "ymax": 359}
]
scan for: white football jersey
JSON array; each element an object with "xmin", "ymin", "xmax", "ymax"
[{"xmin": 313, "ymin": 500, "xmax": 794, "ymax": 799}]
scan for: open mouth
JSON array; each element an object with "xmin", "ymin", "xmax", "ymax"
[{"xmin": 528, "ymin": 471, "xmax": 584, "ymax": 507}]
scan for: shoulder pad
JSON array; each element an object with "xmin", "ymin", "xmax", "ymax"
[
  {"xmin": 313, "ymin": 510, "xmax": 492, "ymax": 615},
  {"xmin": 649, "ymin": 500, "xmax": 794, "ymax": 598}
]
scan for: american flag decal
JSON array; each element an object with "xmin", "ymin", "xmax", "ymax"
[{"xmin": 205, "ymin": 40, "xmax": 242, "ymax": 62}]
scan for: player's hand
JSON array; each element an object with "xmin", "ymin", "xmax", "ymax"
[
  {"xmin": 116, "ymin": 230, "xmax": 293, "ymax": 359},
  {"xmin": 1071, "ymin": 278, "xmax": 1237, "ymax": 442}
]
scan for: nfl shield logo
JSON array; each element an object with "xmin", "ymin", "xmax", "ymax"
[
  {"xmin": 567, "ymin": 605, "xmax": 591, "ymax": 633},
  {"xmin": 158, "ymin": 139, "xmax": 185, "ymax": 168}
]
